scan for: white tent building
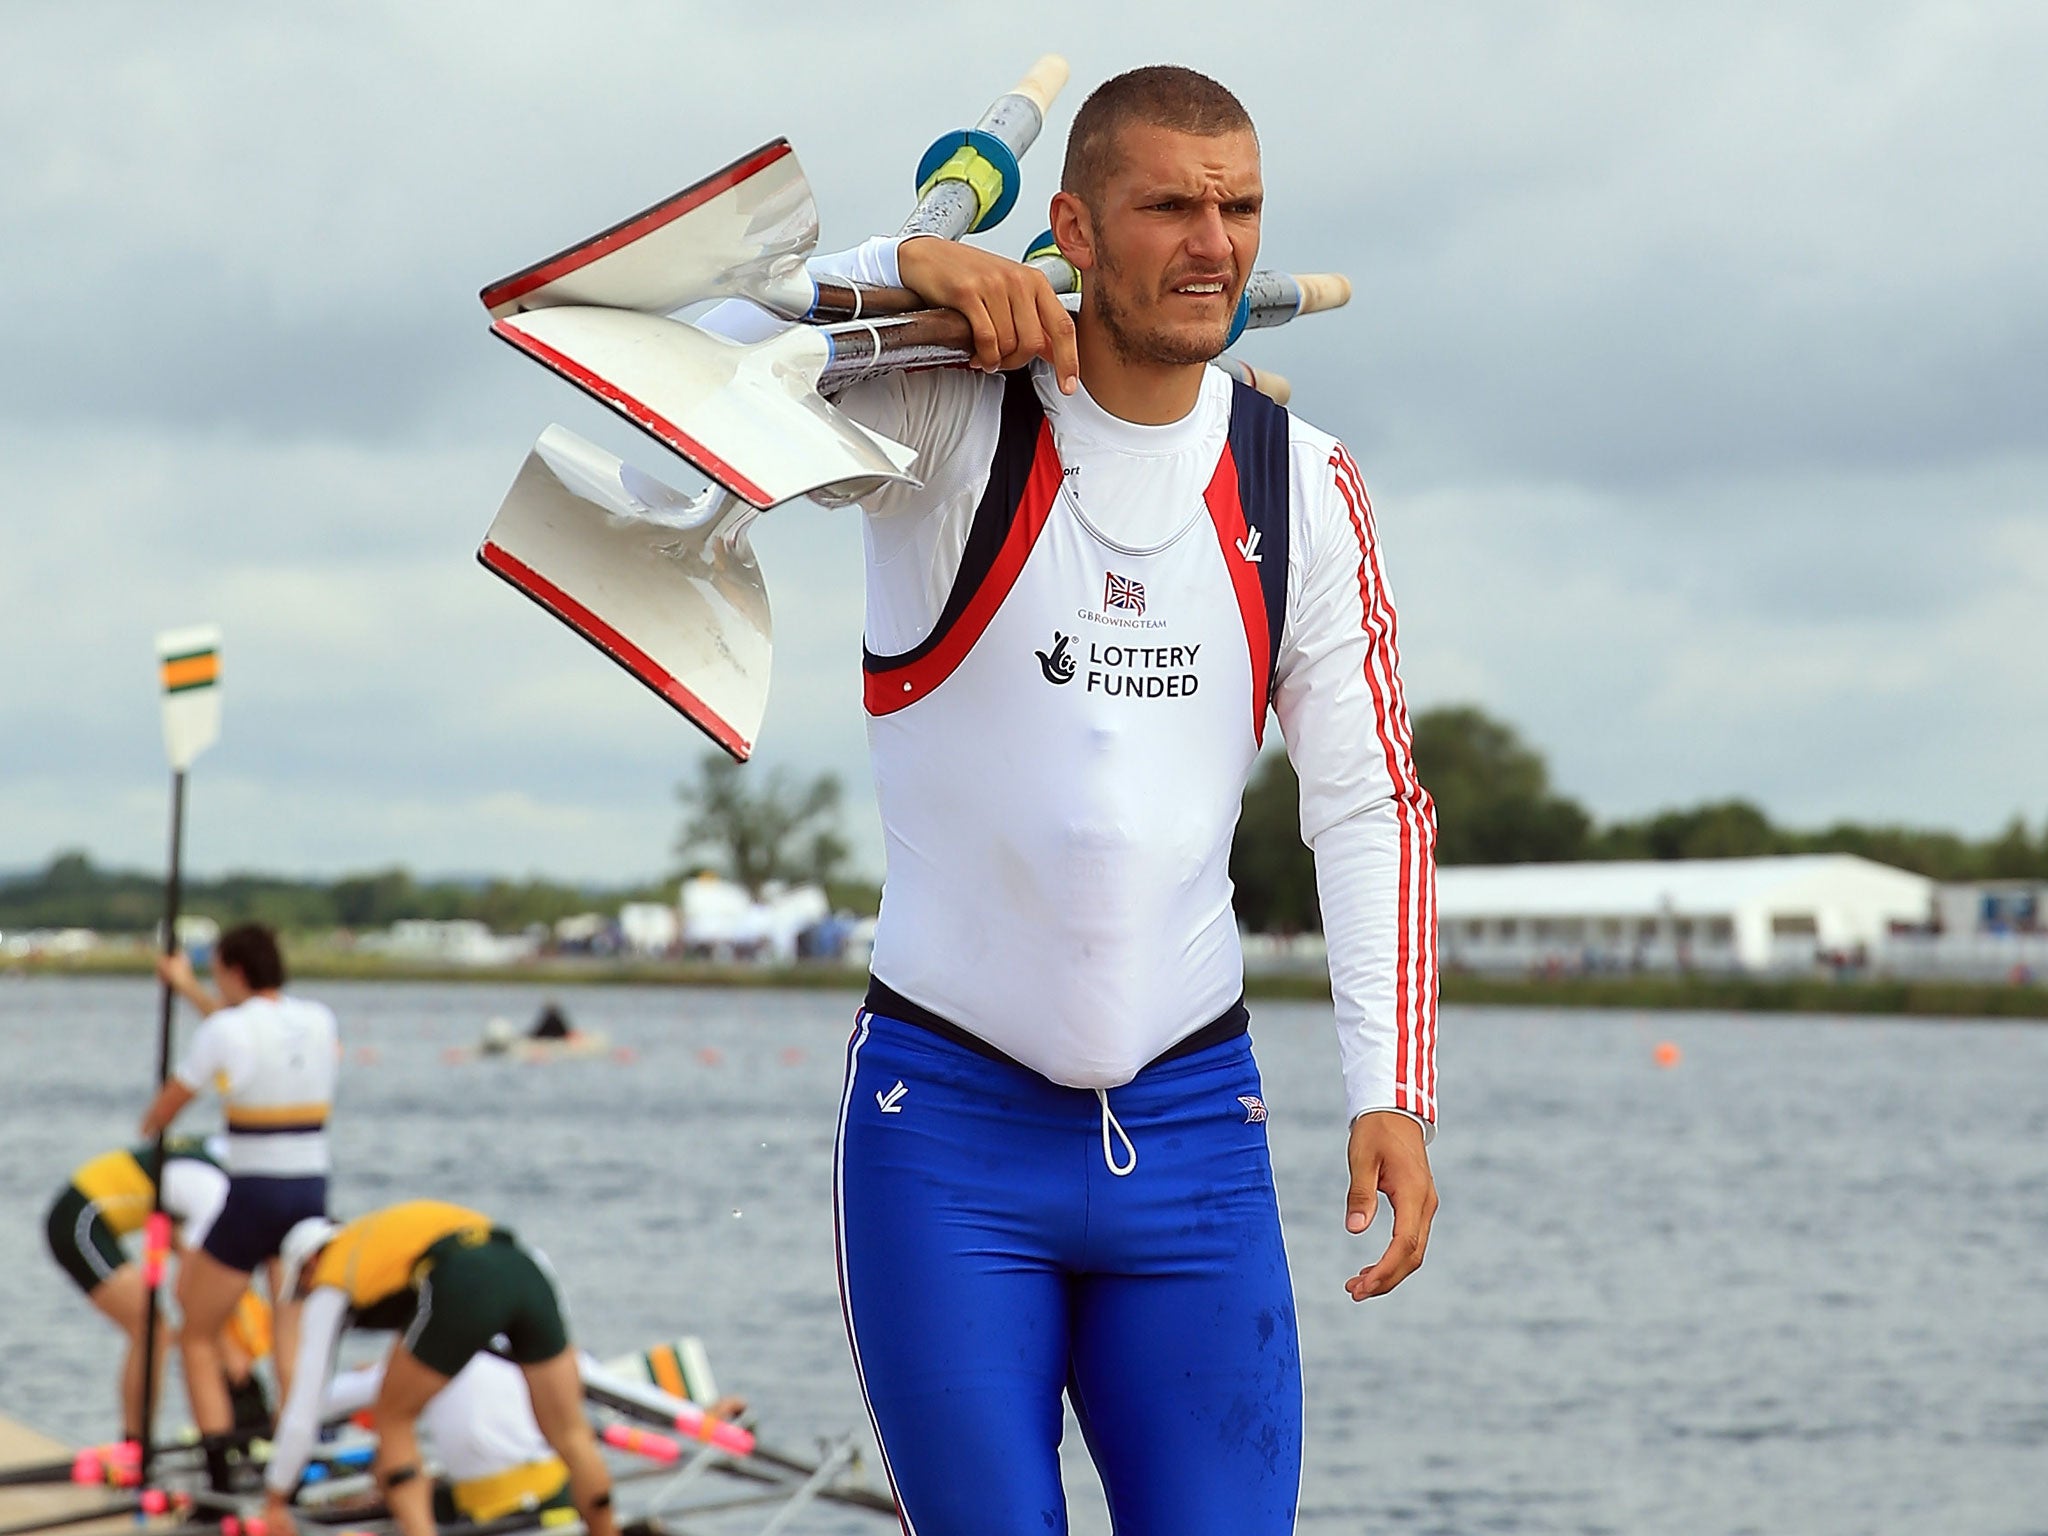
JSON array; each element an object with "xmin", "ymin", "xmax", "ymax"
[{"xmin": 1438, "ymin": 855, "xmax": 1935, "ymax": 974}]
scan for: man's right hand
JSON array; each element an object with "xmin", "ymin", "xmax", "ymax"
[{"xmin": 897, "ymin": 235, "xmax": 1079, "ymax": 393}]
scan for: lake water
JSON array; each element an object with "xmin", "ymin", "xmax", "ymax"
[{"xmin": 1, "ymin": 977, "xmax": 2043, "ymax": 1534}]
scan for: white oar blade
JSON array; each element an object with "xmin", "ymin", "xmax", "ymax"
[
  {"xmin": 157, "ymin": 623, "xmax": 222, "ymax": 771},
  {"xmin": 491, "ymin": 307, "xmax": 919, "ymax": 509},
  {"xmin": 481, "ymin": 139, "xmax": 818, "ymax": 319},
  {"xmin": 478, "ymin": 426, "xmax": 773, "ymax": 760}
]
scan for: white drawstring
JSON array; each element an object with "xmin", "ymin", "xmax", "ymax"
[{"xmin": 1095, "ymin": 1088, "xmax": 1137, "ymax": 1177}]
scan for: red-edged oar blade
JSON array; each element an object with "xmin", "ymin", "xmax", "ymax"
[
  {"xmin": 480, "ymin": 139, "xmax": 817, "ymax": 319},
  {"xmin": 478, "ymin": 426, "xmax": 773, "ymax": 760},
  {"xmin": 490, "ymin": 308, "xmax": 918, "ymax": 510}
]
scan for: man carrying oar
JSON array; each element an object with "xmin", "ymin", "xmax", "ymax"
[
  {"xmin": 260, "ymin": 1203, "xmax": 616, "ymax": 1536},
  {"xmin": 141, "ymin": 924, "xmax": 337, "ymax": 1500},
  {"xmin": 749, "ymin": 67, "xmax": 1439, "ymax": 1533}
]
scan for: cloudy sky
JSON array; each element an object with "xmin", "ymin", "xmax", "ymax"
[{"xmin": 3, "ymin": 1, "xmax": 2042, "ymax": 884}]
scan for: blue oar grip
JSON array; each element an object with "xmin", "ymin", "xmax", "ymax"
[
  {"xmin": 1226, "ymin": 291, "xmax": 1253, "ymax": 348},
  {"xmin": 915, "ymin": 130, "xmax": 1022, "ymax": 232},
  {"xmin": 1021, "ymin": 228, "xmax": 1061, "ymax": 266}
]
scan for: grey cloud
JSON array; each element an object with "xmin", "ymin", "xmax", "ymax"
[{"xmin": 3, "ymin": 0, "xmax": 2044, "ymax": 879}]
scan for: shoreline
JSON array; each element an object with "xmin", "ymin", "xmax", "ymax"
[{"xmin": 8, "ymin": 950, "xmax": 2045, "ymax": 1018}]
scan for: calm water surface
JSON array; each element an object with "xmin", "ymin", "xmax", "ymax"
[{"xmin": 1, "ymin": 978, "xmax": 2043, "ymax": 1534}]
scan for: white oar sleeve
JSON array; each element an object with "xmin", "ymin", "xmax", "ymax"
[
  {"xmin": 695, "ymin": 235, "xmax": 915, "ymax": 342},
  {"xmin": 265, "ymin": 1287, "xmax": 349, "ymax": 1496},
  {"xmin": 1273, "ymin": 442, "xmax": 1439, "ymax": 1133}
]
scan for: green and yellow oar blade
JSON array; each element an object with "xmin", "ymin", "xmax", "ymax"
[{"xmin": 156, "ymin": 623, "xmax": 222, "ymax": 771}]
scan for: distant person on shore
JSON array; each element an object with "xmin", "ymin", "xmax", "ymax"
[
  {"xmin": 143, "ymin": 923, "xmax": 338, "ymax": 1498},
  {"xmin": 43, "ymin": 1136, "xmax": 272, "ymax": 1443}
]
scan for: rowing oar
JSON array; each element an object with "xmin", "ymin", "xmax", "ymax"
[
  {"xmin": 475, "ymin": 56, "xmax": 1070, "ymax": 761},
  {"xmin": 492, "ymin": 254, "xmax": 1348, "ymax": 517},
  {"xmin": 578, "ymin": 1360, "xmax": 894, "ymax": 1516},
  {"xmin": 0, "ymin": 1439, "xmax": 207, "ymax": 1488},
  {"xmin": 139, "ymin": 625, "xmax": 224, "ymax": 1485},
  {"xmin": 481, "ymin": 55, "xmax": 1066, "ymax": 327}
]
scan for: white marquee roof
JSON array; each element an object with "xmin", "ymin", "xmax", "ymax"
[{"xmin": 1436, "ymin": 854, "xmax": 1934, "ymax": 919}]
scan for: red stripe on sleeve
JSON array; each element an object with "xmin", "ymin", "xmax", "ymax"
[{"xmin": 1330, "ymin": 446, "xmax": 1438, "ymax": 1120}]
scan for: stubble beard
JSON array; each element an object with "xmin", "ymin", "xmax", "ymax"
[{"xmin": 1091, "ymin": 237, "xmax": 1235, "ymax": 368}]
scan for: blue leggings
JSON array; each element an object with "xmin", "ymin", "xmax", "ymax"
[{"xmin": 834, "ymin": 1011, "xmax": 1301, "ymax": 1535}]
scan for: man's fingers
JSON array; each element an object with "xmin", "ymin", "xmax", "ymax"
[
  {"xmin": 1004, "ymin": 310, "xmax": 1047, "ymax": 375},
  {"xmin": 1036, "ymin": 282, "xmax": 1080, "ymax": 393},
  {"xmin": 1345, "ymin": 1178, "xmax": 1439, "ymax": 1301},
  {"xmin": 964, "ymin": 300, "xmax": 1001, "ymax": 372},
  {"xmin": 1345, "ymin": 1173, "xmax": 1378, "ymax": 1236}
]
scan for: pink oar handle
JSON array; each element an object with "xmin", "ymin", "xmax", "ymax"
[
  {"xmin": 601, "ymin": 1423, "xmax": 679, "ymax": 1463},
  {"xmin": 603, "ymin": 1411, "xmax": 755, "ymax": 1460},
  {"xmin": 141, "ymin": 1212, "xmax": 173, "ymax": 1288}
]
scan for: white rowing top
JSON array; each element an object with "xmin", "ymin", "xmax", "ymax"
[
  {"xmin": 174, "ymin": 994, "xmax": 339, "ymax": 1177},
  {"xmin": 713, "ymin": 238, "xmax": 1440, "ymax": 1128},
  {"xmin": 327, "ymin": 1353, "xmax": 552, "ymax": 1484}
]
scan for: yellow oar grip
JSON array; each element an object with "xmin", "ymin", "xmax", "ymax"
[{"xmin": 918, "ymin": 146, "xmax": 1008, "ymax": 228}]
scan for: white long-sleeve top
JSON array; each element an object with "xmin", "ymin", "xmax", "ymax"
[
  {"xmin": 326, "ymin": 1354, "xmax": 554, "ymax": 1484},
  {"xmin": 713, "ymin": 238, "xmax": 1438, "ymax": 1128}
]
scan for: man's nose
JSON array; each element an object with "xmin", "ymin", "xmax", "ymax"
[{"xmin": 1184, "ymin": 205, "xmax": 1233, "ymax": 264}]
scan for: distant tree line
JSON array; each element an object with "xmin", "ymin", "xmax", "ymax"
[
  {"xmin": 0, "ymin": 851, "xmax": 670, "ymax": 937},
  {"xmin": 13, "ymin": 711, "xmax": 2039, "ymax": 940},
  {"xmin": 3, "ymin": 755, "xmax": 876, "ymax": 938},
  {"xmin": 1229, "ymin": 704, "xmax": 2048, "ymax": 933}
]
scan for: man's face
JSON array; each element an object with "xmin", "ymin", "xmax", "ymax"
[{"xmin": 1080, "ymin": 123, "xmax": 1263, "ymax": 368}]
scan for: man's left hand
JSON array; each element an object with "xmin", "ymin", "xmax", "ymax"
[{"xmin": 1342, "ymin": 1110, "xmax": 1438, "ymax": 1301}]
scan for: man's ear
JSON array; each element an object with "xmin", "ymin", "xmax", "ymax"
[{"xmin": 1049, "ymin": 191, "xmax": 1096, "ymax": 273}]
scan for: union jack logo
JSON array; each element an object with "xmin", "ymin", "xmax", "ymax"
[
  {"xmin": 1104, "ymin": 571, "xmax": 1146, "ymax": 615},
  {"xmin": 1237, "ymin": 1095, "xmax": 1267, "ymax": 1123}
]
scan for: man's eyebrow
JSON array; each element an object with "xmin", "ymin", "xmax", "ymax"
[{"xmin": 1128, "ymin": 180, "xmax": 1264, "ymax": 203}]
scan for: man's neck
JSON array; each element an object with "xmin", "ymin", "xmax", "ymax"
[{"xmin": 1074, "ymin": 311, "xmax": 1207, "ymax": 426}]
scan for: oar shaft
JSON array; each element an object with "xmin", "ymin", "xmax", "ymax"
[
  {"xmin": 138, "ymin": 765, "xmax": 186, "ymax": 1483},
  {"xmin": 805, "ymin": 278, "xmax": 941, "ymax": 324},
  {"xmin": 900, "ymin": 55, "xmax": 1068, "ymax": 240},
  {"xmin": 816, "ymin": 309, "xmax": 979, "ymax": 390}
]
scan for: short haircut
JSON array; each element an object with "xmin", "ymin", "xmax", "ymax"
[
  {"xmin": 216, "ymin": 924, "xmax": 286, "ymax": 990},
  {"xmin": 1061, "ymin": 66, "xmax": 1257, "ymax": 210}
]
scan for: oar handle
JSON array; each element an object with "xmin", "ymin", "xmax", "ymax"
[
  {"xmin": 1009, "ymin": 53, "xmax": 1071, "ymax": 116},
  {"xmin": 1290, "ymin": 272, "xmax": 1352, "ymax": 315},
  {"xmin": 901, "ymin": 53, "xmax": 1069, "ymax": 240}
]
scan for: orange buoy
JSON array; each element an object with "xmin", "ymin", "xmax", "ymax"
[
  {"xmin": 1653, "ymin": 1041, "xmax": 1682, "ymax": 1068},
  {"xmin": 779, "ymin": 1047, "xmax": 805, "ymax": 1067},
  {"xmin": 697, "ymin": 1046, "xmax": 724, "ymax": 1067}
]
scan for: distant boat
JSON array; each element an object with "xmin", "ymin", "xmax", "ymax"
[{"xmin": 471, "ymin": 1006, "xmax": 611, "ymax": 1063}]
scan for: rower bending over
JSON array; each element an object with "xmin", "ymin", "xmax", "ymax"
[
  {"xmin": 325, "ymin": 1353, "xmax": 574, "ymax": 1527},
  {"xmin": 264, "ymin": 1203, "xmax": 616, "ymax": 1536},
  {"xmin": 43, "ymin": 1137, "xmax": 272, "ymax": 1444}
]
